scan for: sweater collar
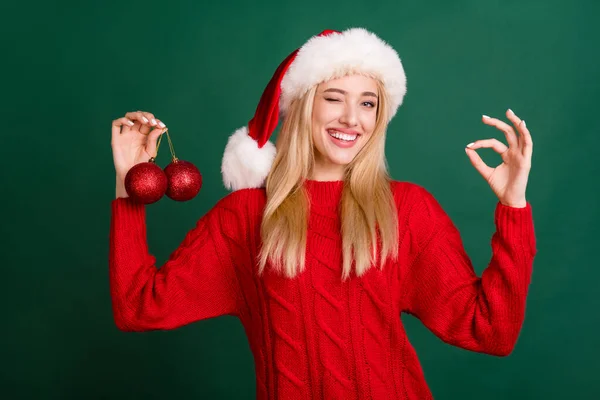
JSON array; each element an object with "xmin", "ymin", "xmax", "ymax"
[{"xmin": 303, "ymin": 179, "xmax": 344, "ymax": 208}]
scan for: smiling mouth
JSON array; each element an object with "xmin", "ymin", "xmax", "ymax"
[{"xmin": 327, "ymin": 129, "xmax": 359, "ymax": 142}]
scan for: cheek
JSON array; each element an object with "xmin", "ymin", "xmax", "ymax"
[
  {"xmin": 357, "ymin": 112, "xmax": 376, "ymax": 137},
  {"xmin": 313, "ymin": 101, "xmax": 340, "ymax": 127}
]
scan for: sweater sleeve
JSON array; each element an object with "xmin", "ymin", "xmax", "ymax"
[
  {"xmin": 402, "ymin": 186, "xmax": 537, "ymax": 356},
  {"xmin": 108, "ymin": 194, "xmax": 248, "ymax": 332}
]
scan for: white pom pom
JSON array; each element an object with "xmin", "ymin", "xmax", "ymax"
[{"xmin": 221, "ymin": 126, "xmax": 276, "ymax": 191}]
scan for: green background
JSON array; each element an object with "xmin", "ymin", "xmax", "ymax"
[{"xmin": 3, "ymin": 0, "xmax": 598, "ymax": 398}]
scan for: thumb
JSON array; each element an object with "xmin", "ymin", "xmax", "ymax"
[
  {"xmin": 465, "ymin": 147, "xmax": 493, "ymax": 178},
  {"xmin": 145, "ymin": 128, "xmax": 166, "ymax": 158}
]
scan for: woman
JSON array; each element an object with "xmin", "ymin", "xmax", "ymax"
[{"xmin": 110, "ymin": 28, "xmax": 537, "ymax": 399}]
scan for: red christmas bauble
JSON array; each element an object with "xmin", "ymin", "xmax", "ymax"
[
  {"xmin": 124, "ymin": 162, "xmax": 168, "ymax": 204},
  {"xmin": 164, "ymin": 159, "xmax": 202, "ymax": 201}
]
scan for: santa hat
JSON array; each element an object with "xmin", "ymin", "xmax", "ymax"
[{"xmin": 221, "ymin": 27, "xmax": 407, "ymax": 191}]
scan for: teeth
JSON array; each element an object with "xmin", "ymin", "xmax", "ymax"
[{"xmin": 328, "ymin": 130, "xmax": 357, "ymax": 142}]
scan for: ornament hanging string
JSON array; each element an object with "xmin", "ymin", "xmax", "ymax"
[{"xmin": 149, "ymin": 129, "xmax": 178, "ymax": 163}]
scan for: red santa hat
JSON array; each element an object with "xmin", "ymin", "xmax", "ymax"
[{"xmin": 221, "ymin": 27, "xmax": 407, "ymax": 191}]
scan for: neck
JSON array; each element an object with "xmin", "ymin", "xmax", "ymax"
[{"xmin": 310, "ymin": 159, "xmax": 346, "ymax": 181}]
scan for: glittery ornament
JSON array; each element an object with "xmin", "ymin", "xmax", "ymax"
[
  {"xmin": 165, "ymin": 159, "xmax": 202, "ymax": 201},
  {"xmin": 124, "ymin": 161, "xmax": 167, "ymax": 204},
  {"xmin": 125, "ymin": 128, "xmax": 202, "ymax": 204}
]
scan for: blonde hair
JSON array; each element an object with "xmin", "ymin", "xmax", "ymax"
[{"xmin": 257, "ymin": 77, "xmax": 399, "ymax": 280}]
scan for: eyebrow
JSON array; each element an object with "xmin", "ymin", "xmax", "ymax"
[{"xmin": 323, "ymin": 88, "xmax": 378, "ymax": 98}]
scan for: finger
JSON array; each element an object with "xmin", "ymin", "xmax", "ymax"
[
  {"xmin": 465, "ymin": 146, "xmax": 494, "ymax": 179},
  {"xmin": 519, "ymin": 120, "xmax": 533, "ymax": 158},
  {"xmin": 505, "ymin": 108, "xmax": 523, "ymax": 131},
  {"xmin": 145, "ymin": 128, "xmax": 167, "ymax": 158},
  {"xmin": 505, "ymin": 108, "xmax": 528, "ymax": 149},
  {"xmin": 465, "ymin": 138, "xmax": 508, "ymax": 155},
  {"xmin": 125, "ymin": 111, "xmax": 153, "ymax": 127},
  {"xmin": 506, "ymin": 109, "xmax": 533, "ymax": 157},
  {"xmin": 111, "ymin": 117, "xmax": 135, "ymax": 142},
  {"xmin": 482, "ymin": 115, "xmax": 518, "ymax": 149},
  {"xmin": 125, "ymin": 111, "xmax": 155, "ymax": 135},
  {"xmin": 139, "ymin": 121, "xmax": 152, "ymax": 136},
  {"xmin": 140, "ymin": 113, "xmax": 166, "ymax": 135},
  {"xmin": 144, "ymin": 118, "xmax": 166, "ymax": 135},
  {"xmin": 140, "ymin": 111, "xmax": 158, "ymax": 127}
]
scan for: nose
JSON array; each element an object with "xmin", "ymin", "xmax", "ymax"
[{"xmin": 339, "ymin": 103, "xmax": 358, "ymax": 127}]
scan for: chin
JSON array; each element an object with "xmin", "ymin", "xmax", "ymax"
[
  {"xmin": 329, "ymin": 153, "xmax": 356, "ymax": 165},
  {"xmin": 322, "ymin": 148, "xmax": 359, "ymax": 166},
  {"xmin": 315, "ymin": 131, "xmax": 366, "ymax": 168}
]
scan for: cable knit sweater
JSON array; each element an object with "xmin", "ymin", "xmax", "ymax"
[{"xmin": 109, "ymin": 179, "xmax": 537, "ymax": 399}]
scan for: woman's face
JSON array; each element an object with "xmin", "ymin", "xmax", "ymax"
[{"xmin": 311, "ymin": 74, "xmax": 379, "ymax": 180}]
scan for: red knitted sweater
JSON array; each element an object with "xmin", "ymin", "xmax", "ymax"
[{"xmin": 109, "ymin": 179, "xmax": 537, "ymax": 399}]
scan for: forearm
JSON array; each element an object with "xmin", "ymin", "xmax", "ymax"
[
  {"xmin": 405, "ymin": 201, "xmax": 537, "ymax": 356},
  {"xmin": 109, "ymin": 197, "xmax": 155, "ymax": 330},
  {"xmin": 109, "ymin": 197, "xmax": 242, "ymax": 331}
]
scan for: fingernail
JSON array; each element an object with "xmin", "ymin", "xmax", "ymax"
[
  {"xmin": 482, "ymin": 115, "xmax": 490, "ymax": 119},
  {"xmin": 522, "ymin": 120, "xmax": 526, "ymax": 127},
  {"xmin": 158, "ymin": 121, "xmax": 166, "ymax": 128},
  {"xmin": 128, "ymin": 120, "xmax": 134, "ymax": 125},
  {"xmin": 142, "ymin": 117, "xmax": 149, "ymax": 123},
  {"xmin": 508, "ymin": 108, "xmax": 514, "ymax": 114},
  {"xmin": 151, "ymin": 118, "xmax": 157, "ymax": 125},
  {"xmin": 466, "ymin": 142, "xmax": 475, "ymax": 148}
]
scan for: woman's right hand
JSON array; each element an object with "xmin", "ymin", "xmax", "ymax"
[{"xmin": 111, "ymin": 111, "xmax": 167, "ymax": 180}]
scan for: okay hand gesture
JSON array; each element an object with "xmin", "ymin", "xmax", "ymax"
[{"xmin": 465, "ymin": 109, "xmax": 533, "ymax": 208}]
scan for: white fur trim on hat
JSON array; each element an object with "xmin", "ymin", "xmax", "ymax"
[
  {"xmin": 221, "ymin": 126, "xmax": 276, "ymax": 190},
  {"xmin": 280, "ymin": 27, "xmax": 407, "ymax": 121}
]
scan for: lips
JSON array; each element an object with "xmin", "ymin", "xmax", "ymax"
[
  {"xmin": 326, "ymin": 128, "xmax": 360, "ymax": 148},
  {"xmin": 329, "ymin": 127, "xmax": 360, "ymax": 136},
  {"xmin": 328, "ymin": 130, "xmax": 356, "ymax": 141},
  {"xmin": 327, "ymin": 128, "xmax": 360, "ymax": 141}
]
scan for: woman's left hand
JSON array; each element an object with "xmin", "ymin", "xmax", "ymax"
[{"xmin": 464, "ymin": 109, "xmax": 533, "ymax": 208}]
